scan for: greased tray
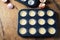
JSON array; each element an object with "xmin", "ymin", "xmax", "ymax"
[
  {"xmin": 18, "ymin": 8, "xmax": 57, "ymax": 37},
  {"xmin": 16, "ymin": 0, "xmax": 40, "ymax": 8}
]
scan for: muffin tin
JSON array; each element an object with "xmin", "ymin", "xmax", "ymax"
[
  {"xmin": 16, "ymin": 0, "xmax": 40, "ymax": 8},
  {"xmin": 18, "ymin": 8, "xmax": 57, "ymax": 37}
]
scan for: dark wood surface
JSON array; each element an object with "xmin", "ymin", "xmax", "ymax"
[{"xmin": 0, "ymin": 0, "xmax": 60, "ymax": 40}]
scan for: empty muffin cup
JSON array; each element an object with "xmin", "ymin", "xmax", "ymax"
[
  {"xmin": 47, "ymin": 10, "xmax": 54, "ymax": 17},
  {"xmin": 29, "ymin": 10, "xmax": 36, "ymax": 17},
  {"xmin": 48, "ymin": 27, "xmax": 56, "ymax": 35},
  {"xmin": 28, "ymin": 0, "xmax": 35, "ymax": 5},
  {"xmin": 39, "ymin": 27, "xmax": 46, "ymax": 35},
  {"xmin": 20, "ymin": 19, "xmax": 27, "ymax": 25},
  {"xmin": 38, "ymin": 10, "xmax": 45, "ymax": 17},
  {"xmin": 19, "ymin": 28, "xmax": 27, "ymax": 35},
  {"xmin": 29, "ymin": 28, "xmax": 36, "ymax": 35},
  {"xmin": 20, "ymin": 11, "xmax": 27, "ymax": 17},
  {"xmin": 38, "ymin": 19, "xmax": 45, "ymax": 25},
  {"xmin": 47, "ymin": 18, "xmax": 55, "ymax": 25},
  {"xmin": 29, "ymin": 19, "xmax": 36, "ymax": 25}
]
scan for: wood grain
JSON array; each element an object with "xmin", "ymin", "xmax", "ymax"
[{"xmin": 0, "ymin": 0, "xmax": 60, "ymax": 40}]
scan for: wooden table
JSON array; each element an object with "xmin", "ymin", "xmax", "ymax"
[{"xmin": 0, "ymin": 0, "xmax": 60, "ymax": 40}]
